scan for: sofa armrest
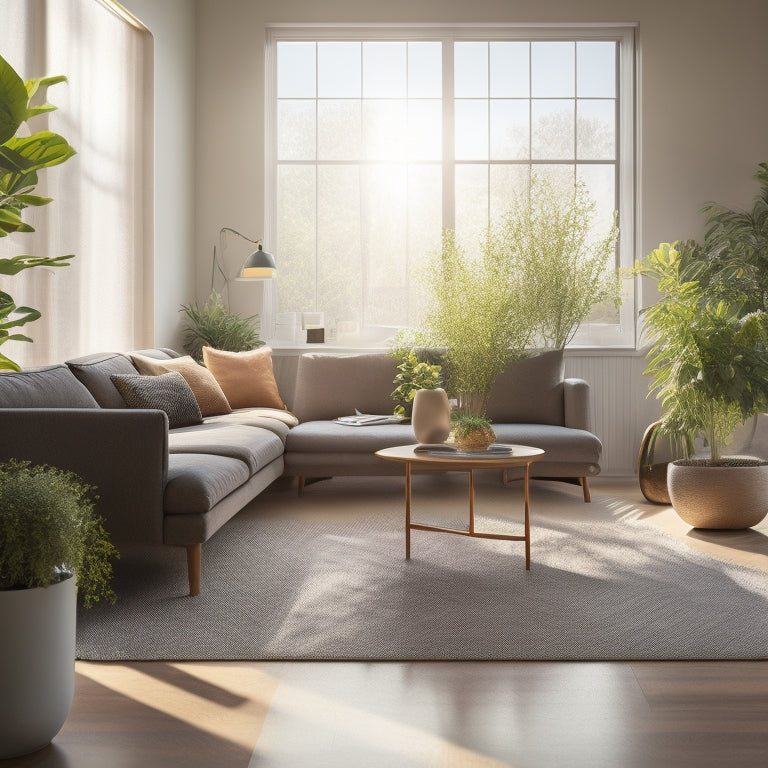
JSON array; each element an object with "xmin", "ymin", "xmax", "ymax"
[
  {"xmin": 563, "ymin": 378, "xmax": 594, "ymax": 432},
  {"xmin": 0, "ymin": 408, "xmax": 168, "ymax": 546}
]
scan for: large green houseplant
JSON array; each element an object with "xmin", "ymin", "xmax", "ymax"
[
  {"xmin": 0, "ymin": 460, "xmax": 118, "ymax": 759},
  {"xmin": 0, "ymin": 54, "xmax": 76, "ymax": 372},
  {"xmin": 633, "ymin": 240, "xmax": 768, "ymax": 528}
]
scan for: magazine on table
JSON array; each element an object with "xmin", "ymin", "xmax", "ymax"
[{"xmin": 414, "ymin": 443, "xmax": 517, "ymax": 458}]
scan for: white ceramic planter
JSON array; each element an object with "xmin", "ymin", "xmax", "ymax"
[
  {"xmin": 668, "ymin": 461, "xmax": 768, "ymax": 529},
  {"xmin": 0, "ymin": 574, "xmax": 76, "ymax": 759}
]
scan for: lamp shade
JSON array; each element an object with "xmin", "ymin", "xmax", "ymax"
[{"xmin": 241, "ymin": 245, "xmax": 276, "ymax": 279}]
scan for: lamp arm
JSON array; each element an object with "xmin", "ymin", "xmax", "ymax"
[{"xmin": 220, "ymin": 227, "xmax": 262, "ymax": 249}]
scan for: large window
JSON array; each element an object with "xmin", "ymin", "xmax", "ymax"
[{"xmin": 266, "ymin": 26, "xmax": 636, "ymax": 347}]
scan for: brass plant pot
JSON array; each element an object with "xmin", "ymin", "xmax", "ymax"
[{"xmin": 637, "ymin": 420, "xmax": 687, "ymax": 504}]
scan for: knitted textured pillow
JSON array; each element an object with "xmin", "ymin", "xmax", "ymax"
[{"xmin": 110, "ymin": 371, "xmax": 203, "ymax": 429}]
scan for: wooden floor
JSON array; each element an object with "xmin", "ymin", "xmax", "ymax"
[{"xmin": 5, "ymin": 477, "xmax": 768, "ymax": 768}]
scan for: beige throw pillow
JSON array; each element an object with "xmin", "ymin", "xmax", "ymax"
[
  {"xmin": 131, "ymin": 353, "xmax": 232, "ymax": 417},
  {"xmin": 201, "ymin": 346, "xmax": 286, "ymax": 410}
]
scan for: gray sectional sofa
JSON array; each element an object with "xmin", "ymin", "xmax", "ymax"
[{"xmin": 0, "ymin": 346, "xmax": 601, "ymax": 596}]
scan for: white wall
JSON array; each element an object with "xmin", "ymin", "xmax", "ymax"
[{"xmin": 120, "ymin": 0, "xmax": 196, "ymax": 351}]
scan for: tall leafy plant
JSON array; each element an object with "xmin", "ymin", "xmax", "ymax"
[
  {"xmin": 0, "ymin": 54, "xmax": 76, "ymax": 371},
  {"xmin": 632, "ymin": 241, "xmax": 768, "ymax": 464}
]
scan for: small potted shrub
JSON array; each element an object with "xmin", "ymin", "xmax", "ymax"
[
  {"xmin": 452, "ymin": 412, "xmax": 496, "ymax": 452},
  {"xmin": 0, "ymin": 460, "xmax": 118, "ymax": 759}
]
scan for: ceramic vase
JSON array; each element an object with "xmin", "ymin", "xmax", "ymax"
[{"xmin": 411, "ymin": 388, "xmax": 451, "ymax": 444}]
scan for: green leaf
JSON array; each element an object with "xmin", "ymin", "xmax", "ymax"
[
  {"xmin": 0, "ymin": 304, "xmax": 41, "ymax": 330},
  {"xmin": 2, "ymin": 132, "xmax": 76, "ymax": 173},
  {"xmin": 0, "ymin": 253, "xmax": 75, "ymax": 275},
  {"xmin": 0, "ymin": 208, "xmax": 34, "ymax": 236},
  {"xmin": 0, "ymin": 55, "xmax": 28, "ymax": 145}
]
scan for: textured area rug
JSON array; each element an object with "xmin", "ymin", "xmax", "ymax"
[{"xmin": 77, "ymin": 475, "xmax": 768, "ymax": 661}]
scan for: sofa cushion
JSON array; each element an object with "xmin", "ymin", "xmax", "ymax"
[
  {"xmin": 0, "ymin": 364, "xmax": 99, "ymax": 408},
  {"xmin": 286, "ymin": 421, "xmax": 416, "ymax": 453},
  {"xmin": 164, "ymin": 453, "xmax": 251, "ymax": 515},
  {"xmin": 111, "ymin": 371, "xmax": 203, "ymax": 428},
  {"xmin": 490, "ymin": 423, "xmax": 602, "ymax": 465},
  {"xmin": 202, "ymin": 346, "xmax": 286, "ymax": 410},
  {"xmin": 131, "ymin": 353, "xmax": 232, "ymax": 417},
  {"xmin": 486, "ymin": 349, "xmax": 565, "ymax": 425},
  {"xmin": 168, "ymin": 423, "xmax": 285, "ymax": 474},
  {"xmin": 292, "ymin": 352, "xmax": 399, "ymax": 422},
  {"xmin": 203, "ymin": 408, "xmax": 296, "ymax": 445},
  {"xmin": 66, "ymin": 352, "xmax": 139, "ymax": 408}
]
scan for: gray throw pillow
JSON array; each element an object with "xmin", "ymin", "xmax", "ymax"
[{"xmin": 110, "ymin": 371, "xmax": 203, "ymax": 428}]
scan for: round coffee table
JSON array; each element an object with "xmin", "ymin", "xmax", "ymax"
[{"xmin": 375, "ymin": 444, "xmax": 545, "ymax": 569}]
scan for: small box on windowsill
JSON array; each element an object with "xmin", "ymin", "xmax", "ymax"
[{"xmin": 306, "ymin": 328, "xmax": 325, "ymax": 343}]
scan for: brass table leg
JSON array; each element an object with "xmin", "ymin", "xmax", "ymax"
[
  {"xmin": 524, "ymin": 462, "xmax": 531, "ymax": 570},
  {"xmin": 405, "ymin": 462, "xmax": 411, "ymax": 560}
]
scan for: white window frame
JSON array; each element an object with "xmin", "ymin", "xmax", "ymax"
[{"xmin": 265, "ymin": 23, "xmax": 637, "ymax": 348}]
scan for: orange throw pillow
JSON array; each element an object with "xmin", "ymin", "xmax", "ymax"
[{"xmin": 202, "ymin": 346, "xmax": 286, "ymax": 410}]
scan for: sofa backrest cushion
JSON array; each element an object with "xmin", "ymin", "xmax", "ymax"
[
  {"xmin": 67, "ymin": 352, "xmax": 139, "ymax": 408},
  {"xmin": 292, "ymin": 352, "xmax": 398, "ymax": 422},
  {"xmin": 0, "ymin": 364, "xmax": 99, "ymax": 408},
  {"xmin": 485, "ymin": 349, "xmax": 565, "ymax": 425}
]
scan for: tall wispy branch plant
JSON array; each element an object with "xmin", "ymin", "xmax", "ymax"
[{"xmin": 492, "ymin": 174, "xmax": 620, "ymax": 349}]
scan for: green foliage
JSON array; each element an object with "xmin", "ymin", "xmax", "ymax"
[
  {"xmin": 389, "ymin": 346, "xmax": 443, "ymax": 419},
  {"xmin": 0, "ymin": 460, "xmax": 118, "ymax": 608},
  {"xmin": 451, "ymin": 412, "xmax": 494, "ymax": 441},
  {"xmin": 491, "ymin": 174, "xmax": 620, "ymax": 349},
  {"xmin": 684, "ymin": 162, "xmax": 768, "ymax": 313},
  {"xmin": 632, "ymin": 241, "xmax": 768, "ymax": 463},
  {"xmin": 420, "ymin": 229, "xmax": 534, "ymax": 408},
  {"xmin": 0, "ymin": 54, "xmax": 76, "ymax": 371},
  {"xmin": 180, "ymin": 291, "xmax": 263, "ymax": 362}
]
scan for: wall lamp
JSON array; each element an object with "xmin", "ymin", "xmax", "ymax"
[{"xmin": 213, "ymin": 227, "xmax": 276, "ymax": 292}]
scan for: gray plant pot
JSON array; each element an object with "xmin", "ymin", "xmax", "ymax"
[
  {"xmin": 668, "ymin": 461, "xmax": 768, "ymax": 529},
  {"xmin": 0, "ymin": 574, "xmax": 76, "ymax": 759}
]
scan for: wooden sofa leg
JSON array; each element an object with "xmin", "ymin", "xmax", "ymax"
[
  {"xmin": 580, "ymin": 477, "xmax": 591, "ymax": 503},
  {"xmin": 298, "ymin": 476, "xmax": 305, "ymax": 496},
  {"xmin": 186, "ymin": 543, "xmax": 201, "ymax": 596}
]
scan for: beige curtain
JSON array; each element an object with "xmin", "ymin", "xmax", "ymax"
[{"xmin": 0, "ymin": 0, "xmax": 153, "ymax": 367}]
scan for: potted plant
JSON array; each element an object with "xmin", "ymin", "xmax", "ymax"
[
  {"xmin": 451, "ymin": 412, "xmax": 497, "ymax": 452},
  {"xmin": 0, "ymin": 460, "xmax": 118, "ymax": 759},
  {"xmin": 632, "ymin": 241, "xmax": 768, "ymax": 528},
  {"xmin": 180, "ymin": 290, "xmax": 263, "ymax": 363},
  {"xmin": 0, "ymin": 54, "xmax": 77, "ymax": 372}
]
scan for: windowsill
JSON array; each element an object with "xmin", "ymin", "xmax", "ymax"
[{"xmin": 266, "ymin": 339, "xmax": 646, "ymax": 357}]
